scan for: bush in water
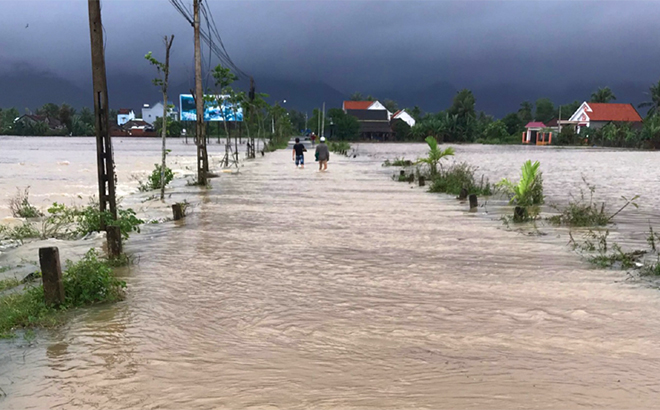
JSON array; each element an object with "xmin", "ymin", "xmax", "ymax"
[
  {"xmin": 428, "ymin": 162, "xmax": 492, "ymax": 196},
  {"xmin": 496, "ymin": 160, "xmax": 544, "ymax": 222},
  {"xmin": 8, "ymin": 187, "xmax": 43, "ymax": 218},
  {"xmin": 0, "ymin": 249, "xmax": 126, "ymax": 338}
]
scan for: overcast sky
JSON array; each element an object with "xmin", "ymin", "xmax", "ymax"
[{"xmin": 1, "ymin": 0, "xmax": 659, "ymax": 94}]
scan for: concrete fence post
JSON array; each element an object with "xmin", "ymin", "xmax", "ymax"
[
  {"xmin": 39, "ymin": 247, "xmax": 65, "ymax": 307},
  {"xmin": 469, "ymin": 194, "xmax": 478, "ymax": 210}
]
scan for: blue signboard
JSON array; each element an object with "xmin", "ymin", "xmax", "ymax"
[{"xmin": 179, "ymin": 94, "xmax": 243, "ymax": 122}]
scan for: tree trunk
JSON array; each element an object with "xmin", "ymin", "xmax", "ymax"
[{"xmin": 160, "ymin": 35, "xmax": 174, "ymax": 201}]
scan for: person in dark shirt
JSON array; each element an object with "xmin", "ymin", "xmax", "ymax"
[{"xmin": 292, "ymin": 137, "xmax": 307, "ymax": 168}]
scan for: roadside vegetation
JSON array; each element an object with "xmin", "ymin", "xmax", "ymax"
[
  {"xmin": 1, "ymin": 191, "xmax": 143, "ymax": 242},
  {"xmin": 496, "ymin": 160, "xmax": 544, "ymax": 222},
  {"xmin": 136, "ymin": 163, "xmax": 174, "ymax": 192},
  {"xmin": 0, "ymin": 249, "xmax": 126, "ymax": 338},
  {"xmin": 328, "ymin": 141, "xmax": 351, "ymax": 155}
]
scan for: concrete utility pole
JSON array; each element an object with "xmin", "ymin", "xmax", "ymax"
[
  {"xmin": 321, "ymin": 101, "xmax": 326, "ymax": 138},
  {"xmin": 194, "ymin": 0, "xmax": 208, "ymax": 185},
  {"xmin": 88, "ymin": 0, "xmax": 121, "ymax": 258}
]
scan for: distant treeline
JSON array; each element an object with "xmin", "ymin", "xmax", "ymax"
[
  {"xmin": 327, "ymin": 80, "xmax": 660, "ymax": 148},
  {"xmin": 0, "ymin": 103, "xmax": 95, "ymax": 136}
]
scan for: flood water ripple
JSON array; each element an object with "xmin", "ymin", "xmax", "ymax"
[{"xmin": 1, "ymin": 138, "xmax": 660, "ymax": 409}]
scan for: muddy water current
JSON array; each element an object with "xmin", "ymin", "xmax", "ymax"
[{"xmin": 1, "ymin": 137, "xmax": 660, "ymax": 409}]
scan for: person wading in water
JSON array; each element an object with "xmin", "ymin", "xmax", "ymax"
[
  {"xmin": 292, "ymin": 137, "xmax": 307, "ymax": 168},
  {"xmin": 315, "ymin": 136, "xmax": 329, "ymax": 171}
]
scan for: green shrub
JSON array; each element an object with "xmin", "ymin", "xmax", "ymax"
[
  {"xmin": 139, "ymin": 164, "xmax": 174, "ymax": 191},
  {"xmin": 328, "ymin": 141, "xmax": 351, "ymax": 155},
  {"xmin": 42, "ymin": 202, "xmax": 143, "ymax": 240},
  {"xmin": 382, "ymin": 157, "xmax": 413, "ymax": 167},
  {"xmin": 428, "ymin": 162, "xmax": 492, "ymax": 196},
  {"xmin": 0, "ymin": 285, "xmax": 57, "ymax": 338},
  {"xmin": 9, "ymin": 187, "xmax": 42, "ymax": 218},
  {"xmin": 0, "ymin": 249, "xmax": 127, "ymax": 337},
  {"xmin": 63, "ymin": 249, "xmax": 126, "ymax": 307},
  {"xmin": 0, "ymin": 222, "xmax": 40, "ymax": 240},
  {"xmin": 0, "ymin": 278, "xmax": 20, "ymax": 292}
]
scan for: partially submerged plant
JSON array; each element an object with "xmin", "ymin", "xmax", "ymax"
[
  {"xmin": 428, "ymin": 162, "xmax": 491, "ymax": 196},
  {"xmin": 9, "ymin": 187, "xmax": 43, "ymax": 218},
  {"xmin": 382, "ymin": 157, "xmax": 413, "ymax": 167},
  {"xmin": 416, "ymin": 136, "xmax": 454, "ymax": 176},
  {"xmin": 496, "ymin": 160, "xmax": 544, "ymax": 222}
]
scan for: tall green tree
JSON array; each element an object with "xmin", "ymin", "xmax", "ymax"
[
  {"xmin": 559, "ymin": 100, "xmax": 581, "ymax": 120},
  {"xmin": 534, "ymin": 98, "xmax": 555, "ymax": 123},
  {"xmin": 590, "ymin": 87, "xmax": 616, "ymax": 103},
  {"xmin": 79, "ymin": 107, "xmax": 94, "ymax": 128},
  {"xmin": 58, "ymin": 103, "xmax": 76, "ymax": 133},
  {"xmin": 349, "ymin": 92, "xmax": 365, "ymax": 101},
  {"xmin": 638, "ymin": 79, "xmax": 660, "ymax": 117},
  {"xmin": 145, "ymin": 34, "xmax": 175, "ymax": 200},
  {"xmin": 518, "ymin": 101, "xmax": 533, "ymax": 124},
  {"xmin": 211, "ymin": 64, "xmax": 238, "ymax": 165},
  {"xmin": 501, "ymin": 112, "xmax": 523, "ymax": 135},
  {"xmin": 36, "ymin": 103, "xmax": 60, "ymax": 118},
  {"xmin": 382, "ymin": 99, "xmax": 398, "ymax": 113},
  {"xmin": 327, "ymin": 108, "xmax": 360, "ymax": 140}
]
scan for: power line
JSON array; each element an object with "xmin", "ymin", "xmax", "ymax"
[{"xmin": 169, "ymin": 0, "xmax": 249, "ymax": 80}]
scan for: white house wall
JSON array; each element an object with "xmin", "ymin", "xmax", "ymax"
[{"xmin": 395, "ymin": 111, "xmax": 416, "ymax": 127}]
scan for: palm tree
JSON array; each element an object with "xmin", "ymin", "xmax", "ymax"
[
  {"xmin": 349, "ymin": 92, "xmax": 364, "ymax": 101},
  {"xmin": 638, "ymin": 79, "xmax": 660, "ymax": 117},
  {"xmin": 590, "ymin": 87, "xmax": 616, "ymax": 103},
  {"xmin": 416, "ymin": 136, "xmax": 455, "ymax": 176}
]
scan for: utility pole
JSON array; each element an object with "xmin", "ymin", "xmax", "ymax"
[
  {"xmin": 321, "ymin": 101, "xmax": 326, "ymax": 139},
  {"xmin": 88, "ymin": 0, "xmax": 121, "ymax": 258},
  {"xmin": 194, "ymin": 0, "xmax": 208, "ymax": 185}
]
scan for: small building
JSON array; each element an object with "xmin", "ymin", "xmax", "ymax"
[
  {"xmin": 559, "ymin": 102, "xmax": 643, "ymax": 133},
  {"xmin": 142, "ymin": 101, "xmax": 178, "ymax": 124},
  {"xmin": 122, "ymin": 119, "xmax": 156, "ymax": 137},
  {"xmin": 523, "ymin": 121, "xmax": 553, "ymax": 145},
  {"xmin": 117, "ymin": 108, "xmax": 135, "ymax": 126},
  {"xmin": 15, "ymin": 114, "xmax": 65, "ymax": 132},
  {"xmin": 346, "ymin": 109, "xmax": 393, "ymax": 140},
  {"xmin": 391, "ymin": 110, "xmax": 416, "ymax": 127}
]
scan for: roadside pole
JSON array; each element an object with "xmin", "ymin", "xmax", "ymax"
[
  {"xmin": 194, "ymin": 0, "xmax": 208, "ymax": 185},
  {"xmin": 88, "ymin": 0, "xmax": 121, "ymax": 258}
]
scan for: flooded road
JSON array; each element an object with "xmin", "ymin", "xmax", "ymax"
[{"xmin": 2, "ymin": 138, "xmax": 660, "ymax": 409}]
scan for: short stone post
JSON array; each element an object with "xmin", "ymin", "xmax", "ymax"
[
  {"xmin": 172, "ymin": 203, "xmax": 185, "ymax": 221},
  {"xmin": 106, "ymin": 226, "xmax": 122, "ymax": 258},
  {"xmin": 418, "ymin": 176, "xmax": 425, "ymax": 187},
  {"xmin": 469, "ymin": 194, "xmax": 478, "ymax": 210},
  {"xmin": 458, "ymin": 187, "xmax": 468, "ymax": 200},
  {"xmin": 39, "ymin": 247, "xmax": 65, "ymax": 307},
  {"xmin": 408, "ymin": 174, "xmax": 415, "ymax": 183}
]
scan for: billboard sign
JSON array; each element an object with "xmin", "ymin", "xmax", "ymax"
[{"xmin": 179, "ymin": 94, "xmax": 243, "ymax": 122}]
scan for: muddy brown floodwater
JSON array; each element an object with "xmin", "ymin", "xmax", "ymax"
[{"xmin": 1, "ymin": 138, "xmax": 660, "ymax": 409}]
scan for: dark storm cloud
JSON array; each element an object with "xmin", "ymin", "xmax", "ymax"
[{"xmin": 1, "ymin": 0, "xmax": 659, "ymax": 93}]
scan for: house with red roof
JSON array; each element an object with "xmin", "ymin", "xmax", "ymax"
[
  {"xmin": 560, "ymin": 102, "xmax": 643, "ymax": 134},
  {"xmin": 341, "ymin": 100, "xmax": 416, "ymax": 140},
  {"xmin": 523, "ymin": 121, "xmax": 553, "ymax": 145}
]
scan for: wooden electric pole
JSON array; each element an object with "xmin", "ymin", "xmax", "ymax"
[
  {"xmin": 88, "ymin": 0, "xmax": 121, "ymax": 258},
  {"xmin": 194, "ymin": 0, "xmax": 208, "ymax": 185}
]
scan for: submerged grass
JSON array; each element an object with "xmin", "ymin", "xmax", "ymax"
[
  {"xmin": 0, "ymin": 278, "xmax": 20, "ymax": 292},
  {"xmin": 382, "ymin": 157, "xmax": 413, "ymax": 167},
  {"xmin": 428, "ymin": 162, "xmax": 492, "ymax": 196},
  {"xmin": 0, "ymin": 249, "xmax": 126, "ymax": 338}
]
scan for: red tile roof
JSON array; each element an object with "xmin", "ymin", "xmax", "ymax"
[
  {"xmin": 118, "ymin": 108, "xmax": 132, "ymax": 115},
  {"xmin": 587, "ymin": 103, "xmax": 642, "ymax": 122},
  {"xmin": 343, "ymin": 101, "xmax": 373, "ymax": 110},
  {"xmin": 525, "ymin": 122, "xmax": 546, "ymax": 128},
  {"xmin": 392, "ymin": 110, "xmax": 402, "ymax": 118}
]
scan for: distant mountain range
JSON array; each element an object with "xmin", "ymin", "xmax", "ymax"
[{"xmin": 0, "ymin": 68, "xmax": 652, "ymax": 119}]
